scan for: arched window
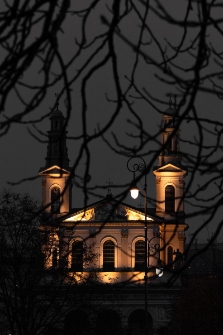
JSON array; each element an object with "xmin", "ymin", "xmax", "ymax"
[
  {"xmin": 135, "ymin": 240, "xmax": 145, "ymax": 271},
  {"xmin": 72, "ymin": 241, "xmax": 83, "ymax": 271},
  {"xmin": 52, "ymin": 248, "xmax": 58, "ymax": 268},
  {"xmin": 167, "ymin": 246, "xmax": 173, "ymax": 269},
  {"xmin": 165, "ymin": 185, "xmax": 175, "ymax": 212},
  {"xmin": 51, "ymin": 187, "xmax": 60, "ymax": 214},
  {"xmin": 103, "ymin": 240, "xmax": 115, "ymax": 271}
]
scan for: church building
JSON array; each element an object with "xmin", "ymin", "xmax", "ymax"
[{"xmin": 39, "ymin": 102, "xmax": 188, "ymax": 334}]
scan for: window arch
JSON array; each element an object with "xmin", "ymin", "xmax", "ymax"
[
  {"xmin": 71, "ymin": 240, "xmax": 83, "ymax": 271},
  {"xmin": 51, "ymin": 186, "xmax": 60, "ymax": 214},
  {"xmin": 165, "ymin": 185, "xmax": 175, "ymax": 212},
  {"xmin": 135, "ymin": 240, "xmax": 145, "ymax": 271},
  {"xmin": 103, "ymin": 240, "xmax": 115, "ymax": 271}
]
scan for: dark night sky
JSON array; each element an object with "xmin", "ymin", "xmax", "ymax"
[{"xmin": 0, "ymin": 1, "xmax": 223, "ymax": 243}]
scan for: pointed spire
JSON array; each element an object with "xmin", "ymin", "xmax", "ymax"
[
  {"xmin": 157, "ymin": 93, "xmax": 181, "ymax": 166},
  {"xmin": 44, "ymin": 96, "xmax": 70, "ymax": 169}
]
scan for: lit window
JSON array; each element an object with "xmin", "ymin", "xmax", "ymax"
[
  {"xmin": 135, "ymin": 240, "xmax": 145, "ymax": 271},
  {"xmin": 72, "ymin": 241, "xmax": 83, "ymax": 271},
  {"xmin": 51, "ymin": 187, "xmax": 60, "ymax": 214},
  {"xmin": 165, "ymin": 185, "xmax": 175, "ymax": 212},
  {"xmin": 103, "ymin": 240, "xmax": 115, "ymax": 271}
]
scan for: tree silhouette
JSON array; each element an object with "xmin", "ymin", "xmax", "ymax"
[
  {"xmin": 0, "ymin": 189, "xmax": 100, "ymax": 335},
  {"xmin": 0, "ymin": 0, "xmax": 223, "ymax": 316}
]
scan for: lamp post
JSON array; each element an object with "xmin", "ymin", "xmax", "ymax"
[{"xmin": 127, "ymin": 156, "xmax": 149, "ymax": 335}]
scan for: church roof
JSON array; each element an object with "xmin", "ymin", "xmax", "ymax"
[
  {"xmin": 49, "ymin": 198, "xmax": 163, "ymax": 225},
  {"xmin": 153, "ymin": 163, "xmax": 187, "ymax": 174},
  {"xmin": 39, "ymin": 165, "xmax": 72, "ymax": 175}
]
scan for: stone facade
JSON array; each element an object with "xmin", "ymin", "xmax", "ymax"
[{"xmin": 39, "ymin": 102, "xmax": 188, "ymax": 334}]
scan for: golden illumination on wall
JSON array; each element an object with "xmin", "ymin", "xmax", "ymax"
[
  {"xmin": 64, "ymin": 209, "xmax": 94, "ymax": 222},
  {"xmin": 126, "ymin": 209, "xmax": 154, "ymax": 221}
]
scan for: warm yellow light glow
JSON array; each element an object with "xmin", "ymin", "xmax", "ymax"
[
  {"xmin": 130, "ymin": 188, "xmax": 139, "ymax": 199},
  {"xmin": 64, "ymin": 209, "xmax": 94, "ymax": 222},
  {"xmin": 126, "ymin": 209, "xmax": 153, "ymax": 221}
]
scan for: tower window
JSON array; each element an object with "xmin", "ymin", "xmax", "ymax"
[
  {"xmin": 165, "ymin": 185, "xmax": 175, "ymax": 212},
  {"xmin": 103, "ymin": 240, "xmax": 115, "ymax": 271},
  {"xmin": 167, "ymin": 134, "xmax": 172, "ymax": 151},
  {"xmin": 72, "ymin": 241, "xmax": 83, "ymax": 271},
  {"xmin": 51, "ymin": 187, "xmax": 60, "ymax": 214},
  {"xmin": 135, "ymin": 240, "xmax": 145, "ymax": 271}
]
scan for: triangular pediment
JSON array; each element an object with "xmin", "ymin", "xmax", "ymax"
[
  {"xmin": 39, "ymin": 165, "xmax": 70, "ymax": 176},
  {"xmin": 62, "ymin": 199, "xmax": 160, "ymax": 223},
  {"xmin": 153, "ymin": 163, "xmax": 187, "ymax": 174}
]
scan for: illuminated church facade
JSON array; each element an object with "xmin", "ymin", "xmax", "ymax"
[{"xmin": 39, "ymin": 104, "xmax": 188, "ymax": 334}]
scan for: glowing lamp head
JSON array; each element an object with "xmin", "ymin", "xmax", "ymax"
[
  {"xmin": 130, "ymin": 187, "xmax": 139, "ymax": 199},
  {"xmin": 156, "ymin": 267, "xmax": 163, "ymax": 277},
  {"xmin": 156, "ymin": 259, "xmax": 163, "ymax": 277}
]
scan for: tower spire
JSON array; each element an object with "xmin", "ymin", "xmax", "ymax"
[
  {"xmin": 45, "ymin": 98, "xmax": 70, "ymax": 169},
  {"xmin": 39, "ymin": 100, "xmax": 73, "ymax": 215},
  {"xmin": 158, "ymin": 97, "xmax": 181, "ymax": 167},
  {"xmin": 153, "ymin": 94, "xmax": 187, "ymax": 219}
]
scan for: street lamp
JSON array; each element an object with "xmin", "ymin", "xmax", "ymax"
[
  {"xmin": 127, "ymin": 156, "xmax": 149, "ymax": 335},
  {"xmin": 129, "ymin": 180, "xmax": 139, "ymax": 199}
]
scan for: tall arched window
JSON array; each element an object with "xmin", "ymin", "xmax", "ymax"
[
  {"xmin": 135, "ymin": 240, "xmax": 145, "ymax": 271},
  {"xmin": 103, "ymin": 240, "xmax": 115, "ymax": 271},
  {"xmin": 72, "ymin": 241, "xmax": 83, "ymax": 271},
  {"xmin": 165, "ymin": 185, "xmax": 175, "ymax": 212},
  {"xmin": 167, "ymin": 246, "xmax": 173, "ymax": 269},
  {"xmin": 51, "ymin": 187, "xmax": 60, "ymax": 214}
]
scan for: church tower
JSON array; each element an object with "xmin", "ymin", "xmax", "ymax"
[
  {"xmin": 39, "ymin": 104, "xmax": 73, "ymax": 215},
  {"xmin": 153, "ymin": 100, "xmax": 188, "ymax": 266},
  {"xmin": 153, "ymin": 100, "xmax": 187, "ymax": 219}
]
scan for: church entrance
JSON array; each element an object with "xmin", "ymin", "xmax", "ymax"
[{"xmin": 128, "ymin": 309, "xmax": 153, "ymax": 334}]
